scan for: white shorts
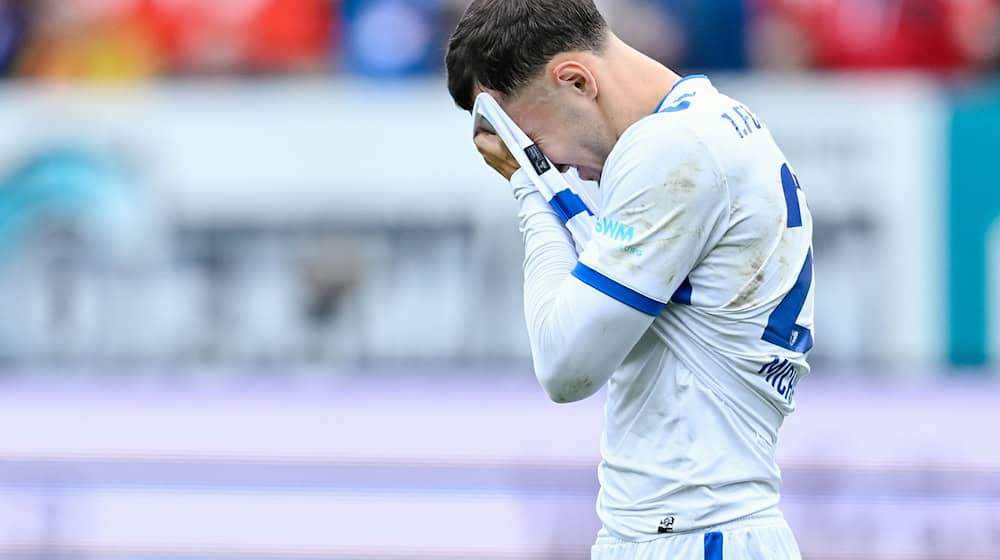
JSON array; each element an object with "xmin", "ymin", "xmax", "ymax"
[{"xmin": 591, "ymin": 510, "xmax": 801, "ymax": 560}]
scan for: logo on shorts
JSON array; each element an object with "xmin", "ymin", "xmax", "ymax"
[
  {"xmin": 523, "ymin": 144, "xmax": 551, "ymax": 176},
  {"xmin": 657, "ymin": 515, "xmax": 675, "ymax": 533}
]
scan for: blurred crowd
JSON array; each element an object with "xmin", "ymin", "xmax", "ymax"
[{"xmin": 0, "ymin": 0, "xmax": 998, "ymax": 81}]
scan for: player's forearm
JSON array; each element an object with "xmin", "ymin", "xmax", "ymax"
[
  {"xmin": 514, "ymin": 175, "xmax": 651, "ymax": 403},
  {"xmin": 515, "ymin": 186, "xmax": 584, "ymax": 401}
]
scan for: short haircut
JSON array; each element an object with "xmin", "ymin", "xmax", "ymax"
[{"xmin": 446, "ymin": 0, "xmax": 609, "ymax": 111}]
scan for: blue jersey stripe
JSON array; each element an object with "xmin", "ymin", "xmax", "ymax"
[
  {"xmin": 762, "ymin": 249, "xmax": 814, "ymax": 353},
  {"xmin": 548, "ymin": 189, "xmax": 593, "ymax": 224},
  {"xmin": 704, "ymin": 531, "xmax": 724, "ymax": 559},
  {"xmin": 780, "ymin": 164, "xmax": 803, "ymax": 228},
  {"xmin": 671, "ymin": 277, "xmax": 693, "ymax": 305},
  {"xmin": 571, "ymin": 263, "xmax": 665, "ymax": 316}
]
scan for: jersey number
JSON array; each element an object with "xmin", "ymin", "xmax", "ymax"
[{"xmin": 761, "ymin": 164, "xmax": 813, "ymax": 353}]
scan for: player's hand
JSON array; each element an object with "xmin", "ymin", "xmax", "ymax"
[{"xmin": 474, "ymin": 131, "xmax": 520, "ymax": 181}]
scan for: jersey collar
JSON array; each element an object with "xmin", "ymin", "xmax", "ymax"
[{"xmin": 653, "ymin": 74, "xmax": 710, "ymax": 114}]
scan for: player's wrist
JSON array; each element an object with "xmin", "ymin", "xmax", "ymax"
[
  {"xmin": 510, "ymin": 168, "xmax": 537, "ymax": 201},
  {"xmin": 510, "ymin": 168, "xmax": 532, "ymax": 186}
]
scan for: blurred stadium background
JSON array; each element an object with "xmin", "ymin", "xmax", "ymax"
[{"xmin": 0, "ymin": 0, "xmax": 998, "ymax": 559}]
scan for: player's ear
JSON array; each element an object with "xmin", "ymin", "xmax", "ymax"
[{"xmin": 552, "ymin": 61, "xmax": 597, "ymax": 100}]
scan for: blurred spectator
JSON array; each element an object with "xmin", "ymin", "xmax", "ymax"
[
  {"xmin": 597, "ymin": 0, "xmax": 686, "ymax": 69},
  {"xmin": 961, "ymin": 0, "xmax": 1000, "ymax": 70},
  {"xmin": 149, "ymin": 0, "xmax": 332, "ymax": 75},
  {"xmin": 343, "ymin": 0, "xmax": 442, "ymax": 78},
  {"xmin": 649, "ymin": 0, "xmax": 749, "ymax": 71},
  {"xmin": 446, "ymin": 0, "xmax": 747, "ymax": 73},
  {"xmin": 16, "ymin": 0, "xmax": 332, "ymax": 81},
  {"xmin": 0, "ymin": 0, "xmax": 30, "ymax": 76},
  {"xmin": 751, "ymin": 0, "xmax": 1000, "ymax": 71},
  {"xmin": 18, "ymin": 0, "xmax": 163, "ymax": 81}
]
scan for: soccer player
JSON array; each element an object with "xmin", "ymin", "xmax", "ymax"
[{"xmin": 446, "ymin": 1, "xmax": 813, "ymax": 559}]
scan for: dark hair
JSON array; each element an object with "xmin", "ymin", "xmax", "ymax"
[{"xmin": 446, "ymin": 0, "xmax": 609, "ymax": 111}]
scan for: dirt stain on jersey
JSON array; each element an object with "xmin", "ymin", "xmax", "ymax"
[{"xmin": 730, "ymin": 247, "xmax": 769, "ymax": 307}]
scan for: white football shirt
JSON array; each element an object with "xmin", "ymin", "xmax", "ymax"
[{"xmin": 570, "ymin": 75, "xmax": 815, "ymax": 538}]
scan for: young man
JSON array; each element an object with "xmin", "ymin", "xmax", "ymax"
[{"xmin": 446, "ymin": 1, "xmax": 813, "ymax": 558}]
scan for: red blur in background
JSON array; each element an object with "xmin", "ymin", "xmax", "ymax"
[
  {"xmin": 754, "ymin": 0, "xmax": 1000, "ymax": 70},
  {"xmin": 5, "ymin": 0, "xmax": 1000, "ymax": 81},
  {"xmin": 17, "ymin": 0, "xmax": 334, "ymax": 81}
]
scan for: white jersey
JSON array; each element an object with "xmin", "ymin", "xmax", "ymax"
[{"xmin": 570, "ymin": 76, "xmax": 814, "ymax": 538}]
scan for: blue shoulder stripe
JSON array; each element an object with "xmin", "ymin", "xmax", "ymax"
[{"xmin": 571, "ymin": 263, "xmax": 665, "ymax": 316}]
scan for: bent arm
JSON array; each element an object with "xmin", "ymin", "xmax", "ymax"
[{"xmin": 513, "ymin": 170, "xmax": 655, "ymax": 403}]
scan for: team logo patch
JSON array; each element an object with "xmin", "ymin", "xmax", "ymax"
[{"xmin": 523, "ymin": 144, "xmax": 551, "ymax": 175}]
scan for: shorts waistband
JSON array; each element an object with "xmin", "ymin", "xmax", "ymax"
[{"xmin": 596, "ymin": 506, "xmax": 788, "ymax": 545}]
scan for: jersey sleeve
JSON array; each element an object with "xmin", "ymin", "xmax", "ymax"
[{"xmin": 574, "ymin": 119, "xmax": 730, "ymax": 315}]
